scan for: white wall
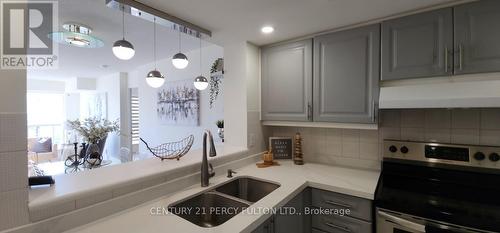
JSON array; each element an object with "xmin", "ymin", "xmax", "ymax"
[
  {"xmin": 27, "ymin": 79, "xmax": 65, "ymax": 93},
  {"xmin": 96, "ymin": 73, "xmax": 123, "ymax": 160},
  {"xmin": 223, "ymin": 42, "xmax": 248, "ymax": 148},
  {"xmin": 129, "ymin": 44, "xmax": 224, "ymax": 153}
]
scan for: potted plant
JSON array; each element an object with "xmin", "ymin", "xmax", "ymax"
[
  {"xmin": 216, "ymin": 119, "xmax": 224, "ymax": 142},
  {"xmin": 67, "ymin": 117, "xmax": 119, "ymax": 166}
]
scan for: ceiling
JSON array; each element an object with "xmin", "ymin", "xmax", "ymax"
[
  {"xmin": 138, "ymin": 0, "xmax": 462, "ymax": 46},
  {"xmin": 29, "ymin": 0, "xmax": 464, "ymax": 80},
  {"xmin": 28, "ymin": 0, "xmax": 208, "ymax": 80}
]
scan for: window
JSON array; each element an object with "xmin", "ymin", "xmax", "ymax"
[
  {"xmin": 131, "ymin": 95, "xmax": 140, "ymax": 145},
  {"xmin": 27, "ymin": 92, "xmax": 65, "ymax": 144}
]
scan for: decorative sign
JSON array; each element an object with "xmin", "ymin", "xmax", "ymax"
[{"xmin": 269, "ymin": 137, "xmax": 293, "ymax": 159}]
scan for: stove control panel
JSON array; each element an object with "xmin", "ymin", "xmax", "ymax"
[{"xmin": 384, "ymin": 140, "xmax": 500, "ymax": 169}]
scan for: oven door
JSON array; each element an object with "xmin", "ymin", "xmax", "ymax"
[{"xmin": 376, "ymin": 209, "xmax": 490, "ymax": 233}]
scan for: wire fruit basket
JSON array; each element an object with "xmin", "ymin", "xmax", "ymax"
[{"xmin": 140, "ymin": 135, "xmax": 194, "ymax": 161}]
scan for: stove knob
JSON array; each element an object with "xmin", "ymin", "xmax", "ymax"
[
  {"xmin": 489, "ymin": 153, "xmax": 500, "ymax": 162},
  {"xmin": 400, "ymin": 146, "xmax": 409, "ymax": 154},
  {"xmin": 389, "ymin": 145, "xmax": 398, "ymax": 153},
  {"xmin": 474, "ymin": 152, "xmax": 486, "ymax": 161}
]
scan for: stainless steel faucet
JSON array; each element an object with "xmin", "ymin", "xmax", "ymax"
[{"xmin": 201, "ymin": 130, "xmax": 217, "ymax": 187}]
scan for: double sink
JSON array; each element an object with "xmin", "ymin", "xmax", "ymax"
[{"xmin": 169, "ymin": 177, "xmax": 280, "ymax": 228}]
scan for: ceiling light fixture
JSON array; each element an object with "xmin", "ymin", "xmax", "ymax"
[
  {"xmin": 261, "ymin": 26, "xmax": 274, "ymax": 34},
  {"xmin": 193, "ymin": 37, "xmax": 208, "ymax": 90},
  {"xmin": 113, "ymin": 5, "xmax": 135, "ymax": 60},
  {"xmin": 49, "ymin": 23, "xmax": 104, "ymax": 48},
  {"xmin": 146, "ymin": 18, "xmax": 165, "ymax": 88},
  {"xmin": 172, "ymin": 26, "xmax": 189, "ymax": 69}
]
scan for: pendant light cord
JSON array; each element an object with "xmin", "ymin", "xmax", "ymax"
[
  {"xmin": 153, "ymin": 17, "xmax": 157, "ymax": 69},
  {"xmin": 121, "ymin": 5, "xmax": 125, "ymax": 40},
  {"xmin": 199, "ymin": 37, "xmax": 202, "ymax": 75},
  {"xmin": 178, "ymin": 27, "xmax": 182, "ymax": 53}
]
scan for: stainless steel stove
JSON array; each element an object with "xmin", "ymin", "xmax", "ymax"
[{"xmin": 375, "ymin": 140, "xmax": 500, "ymax": 233}]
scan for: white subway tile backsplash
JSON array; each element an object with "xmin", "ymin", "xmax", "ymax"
[
  {"xmin": 401, "ymin": 127, "xmax": 425, "ymax": 141},
  {"xmin": 451, "ymin": 129, "xmax": 480, "ymax": 145},
  {"xmin": 269, "ymin": 108, "xmax": 500, "ymax": 170},
  {"xmin": 359, "ymin": 143, "xmax": 379, "ymax": 161},
  {"xmin": 341, "ymin": 142, "xmax": 359, "ymax": 158},
  {"xmin": 360, "ymin": 130, "xmax": 378, "ymax": 143},
  {"xmin": 401, "ymin": 109, "xmax": 425, "ymax": 128},
  {"xmin": 325, "ymin": 128, "xmax": 342, "ymax": 143},
  {"xmin": 425, "ymin": 109, "xmax": 451, "ymax": 129},
  {"xmin": 0, "ymin": 113, "xmax": 27, "ymax": 153},
  {"xmin": 341, "ymin": 129, "xmax": 359, "ymax": 142},
  {"xmin": 0, "ymin": 189, "xmax": 29, "ymax": 231},
  {"xmin": 380, "ymin": 127, "xmax": 401, "ymax": 141},
  {"xmin": 425, "ymin": 128, "xmax": 451, "ymax": 143},
  {"xmin": 480, "ymin": 109, "xmax": 500, "ymax": 130},
  {"xmin": 479, "ymin": 130, "xmax": 500, "ymax": 146},
  {"xmin": 0, "ymin": 151, "xmax": 27, "ymax": 192},
  {"xmin": 451, "ymin": 109, "xmax": 480, "ymax": 129},
  {"xmin": 380, "ymin": 110, "xmax": 400, "ymax": 127}
]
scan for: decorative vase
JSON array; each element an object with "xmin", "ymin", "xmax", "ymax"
[
  {"xmin": 217, "ymin": 127, "xmax": 224, "ymax": 142},
  {"xmin": 85, "ymin": 142, "xmax": 102, "ymax": 167}
]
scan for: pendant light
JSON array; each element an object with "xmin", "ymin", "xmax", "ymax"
[
  {"xmin": 193, "ymin": 37, "xmax": 208, "ymax": 90},
  {"xmin": 146, "ymin": 18, "xmax": 165, "ymax": 88},
  {"xmin": 112, "ymin": 5, "xmax": 135, "ymax": 60},
  {"xmin": 172, "ymin": 27, "xmax": 189, "ymax": 69}
]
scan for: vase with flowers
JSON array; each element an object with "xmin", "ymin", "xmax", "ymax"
[
  {"xmin": 216, "ymin": 120, "xmax": 224, "ymax": 142},
  {"xmin": 67, "ymin": 117, "xmax": 119, "ymax": 166}
]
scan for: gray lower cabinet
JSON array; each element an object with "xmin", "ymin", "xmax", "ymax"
[
  {"xmin": 252, "ymin": 216, "xmax": 274, "ymax": 233},
  {"xmin": 261, "ymin": 39, "xmax": 313, "ymax": 121},
  {"xmin": 454, "ymin": 0, "xmax": 500, "ymax": 74},
  {"xmin": 251, "ymin": 188, "xmax": 372, "ymax": 233},
  {"xmin": 274, "ymin": 189, "xmax": 310, "ymax": 233},
  {"xmin": 311, "ymin": 189, "xmax": 373, "ymax": 233},
  {"xmin": 313, "ymin": 24, "xmax": 379, "ymax": 123},
  {"xmin": 381, "ymin": 8, "xmax": 453, "ymax": 80}
]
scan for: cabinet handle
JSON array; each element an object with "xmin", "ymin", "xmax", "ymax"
[
  {"xmin": 324, "ymin": 200, "xmax": 352, "ymax": 209},
  {"xmin": 444, "ymin": 45, "xmax": 449, "ymax": 73},
  {"xmin": 325, "ymin": 222, "xmax": 351, "ymax": 232},
  {"xmin": 307, "ymin": 103, "xmax": 312, "ymax": 120},
  {"xmin": 371, "ymin": 100, "xmax": 376, "ymax": 123},
  {"xmin": 459, "ymin": 44, "xmax": 464, "ymax": 71}
]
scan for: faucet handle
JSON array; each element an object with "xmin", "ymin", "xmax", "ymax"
[
  {"xmin": 227, "ymin": 169, "xmax": 237, "ymax": 178},
  {"xmin": 208, "ymin": 163, "xmax": 215, "ymax": 177}
]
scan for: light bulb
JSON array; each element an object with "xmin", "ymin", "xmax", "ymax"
[
  {"xmin": 193, "ymin": 75, "xmax": 208, "ymax": 90},
  {"xmin": 172, "ymin": 53, "xmax": 189, "ymax": 69},
  {"xmin": 146, "ymin": 70, "xmax": 165, "ymax": 88},
  {"xmin": 113, "ymin": 39, "xmax": 135, "ymax": 60}
]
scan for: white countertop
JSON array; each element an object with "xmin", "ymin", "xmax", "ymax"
[
  {"xmin": 66, "ymin": 160, "xmax": 380, "ymax": 233},
  {"xmin": 29, "ymin": 145, "xmax": 247, "ymax": 210}
]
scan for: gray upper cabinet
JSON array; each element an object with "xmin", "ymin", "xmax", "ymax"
[
  {"xmin": 454, "ymin": 0, "xmax": 500, "ymax": 75},
  {"xmin": 381, "ymin": 8, "xmax": 453, "ymax": 80},
  {"xmin": 313, "ymin": 25, "xmax": 379, "ymax": 123},
  {"xmin": 261, "ymin": 39, "xmax": 313, "ymax": 121}
]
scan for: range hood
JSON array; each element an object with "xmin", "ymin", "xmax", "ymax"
[{"xmin": 379, "ymin": 75, "xmax": 500, "ymax": 109}]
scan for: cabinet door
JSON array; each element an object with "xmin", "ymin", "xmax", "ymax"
[
  {"xmin": 454, "ymin": 0, "xmax": 500, "ymax": 74},
  {"xmin": 313, "ymin": 25, "xmax": 379, "ymax": 123},
  {"xmin": 261, "ymin": 39, "xmax": 313, "ymax": 121},
  {"xmin": 381, "ymin": 8, "xmax": 453, "ymax": 80},
  {"xmin": 275, "ymin": 190, "xmax": 309, "ymax": 233},
  {"xmin": 252, "ymin": 216, "xmax": 274, "ymax": 233}
]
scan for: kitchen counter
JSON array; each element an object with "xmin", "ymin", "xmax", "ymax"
[{"xmin": 66, "ymin": 161, "xmax": 380, "ymax": 233}]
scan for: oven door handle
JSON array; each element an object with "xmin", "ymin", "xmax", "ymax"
[{"xmin": 378, "ymin": 210, "xmax": 426, "ymax": 232}]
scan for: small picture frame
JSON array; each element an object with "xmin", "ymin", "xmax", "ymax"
[{"xmin": 269, "ymin": 137, "xmax": 293, "ymax": 159}]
